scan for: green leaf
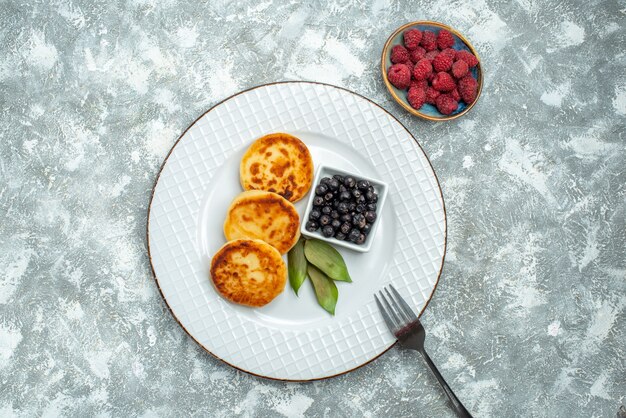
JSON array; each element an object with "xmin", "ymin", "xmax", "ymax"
[
  {"xmin": 288, "ymin": 238, "xmax": 307, "ymax": 295},
  {"xmin": 307, "ymin": 264, "xmax": 338, "ymax": 315},
  {"xmin": 304, "ymin": 239, "xmax": 352, "ymax": 282}
]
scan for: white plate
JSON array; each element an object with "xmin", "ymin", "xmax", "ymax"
[{"xmin": 147, "ymin": 82, "xmax": 446, "ymax": 381}]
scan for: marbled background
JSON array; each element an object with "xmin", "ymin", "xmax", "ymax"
[{"xmin": 1, "ymin": 0, "xmax": 624, "ymax": 416}]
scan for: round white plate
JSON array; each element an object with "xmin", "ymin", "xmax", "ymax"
[{"xmin": 147, "ymin": 82, "xmax": 446, "ymax": 381}]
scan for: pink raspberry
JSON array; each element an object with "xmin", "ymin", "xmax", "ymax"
[
  {"xmin": 409, "ymin": 46, "xmax": 426, "ymax": 63},
  {"xmin": 390, "ymin": 45, "xmax": 410, "ymax": 64},
  {"xmin": 403, "ymin": 29, "xmax": 423, "ymax": 50},
  {"xmin": 455, "ymin": 50, "xmax": 479, "ymax": 68},
  {"xmin": 450, "ymin": 88, "xmax": 461, "ymax": 102},
  {"xmin": 410, "ymin": 79, "xmax": 428, "ymax": 90},
  {"xmin": 425, "ymin": 50, "xmax": 439, "ymax": 61},
  {"xmin": 387, "ymin": 64, "xmax": 411, "ymax": 89},
  {"xmin": 440, "ymin": 48, "xmax": 456, "ymax": 59},
  {"xmin": 435, "ymin": 94, "xmax": 458, "ymax": 115},
  {"xmin": 437, "ymin": 29, "xmax": 455, "ymax": 50},
  {"xmin": 412, "ymin": 58, "xmax": 432, "ymax": 81},
  {"xmin": 431, "ymin": 72, "xmax": 456, "ymax": 92},
  {"xmin": 407, "ymin": 86, "xmax": 426, "ymax": 110},
  {"xmin": 425, "ymin": 87, "xmax": 441, "ymax": 105},
  {"xmin": 458, "ymin": 75, "xmax": 478, "ymax": 103},
  {"xmin": 451, "ymin": 60, "xmax": 469, "ymax": 79},
  {"xmin": 404, "ymin": 60, "xmax": 414, "ymax": 75},
  {"xmin": 432, "ymin": 53, "xmax": 453, "ymax": 72},
  {"xmin": 427, "ymin": 72, "xmax": 436, "ymax": 83},
  {"xmin": 420, "ymin": 30, "xmax": 437, "ymax": 51}
]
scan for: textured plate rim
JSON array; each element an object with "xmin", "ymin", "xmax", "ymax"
[{"xmin": 145, "ymin": 81, "xmax": 448, "ymax": 382}]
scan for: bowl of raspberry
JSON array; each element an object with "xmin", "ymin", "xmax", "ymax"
[{"xmin": 381, "ymin": 21, "xmax": 483, "ymax": 121}]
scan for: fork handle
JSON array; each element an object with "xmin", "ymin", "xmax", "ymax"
[{"xmin": 419, "ymin": 349, "xmax": 473, "ymax": 418}]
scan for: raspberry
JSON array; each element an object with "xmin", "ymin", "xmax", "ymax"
[
  {"xmin": 390, "ymin": 45, "xmax": 410, "ymax": 64},
  {"xmin": 425, "ymin": 86, "xmax": 441, "ymax": 104},
  {"xmin": 407, "ymin": 86, "xmax": 426, "ymax": 110},
  {"xmin": 440, "ymin": 48, "xmax": 456, "ymax": 59},
  {"xmin": 427, "ymin": 71, "xmax": 436, "ymax": 83},
  {"xmin": 403, "ymin": 29, "xmax": 423, "ymax": 50},
  {"xmin": 420, "ymin": 30, "xmax": 437, "ymax": 51},
  {"xmin": 410, "ymin": 79, "xmax": 428, "ymax": 90},
  {"xmin": 431, "ymin": 72, "xmax": 456, "ymax": 92},
  {"xmin": 435, "ymin": 94, "xmax": 458, "ymax": 115},
  {"xmin": 425, "ymin": 50, "xmax": 439, "ymax": 61},
  {"xmin": 458, "ymin": 75, "xmax": 478, "ymax": 103},
  {"xmin": 437, "ymin": 29, "xmax": 455, "ymax": 50},
  {"xmin": 432, "ymin": 53, "xmax": 453, "ymax": 72},
  {"xmin": 450, "ymin": 88, "xmax": 461, "ymax": 102},
  {"xmin": 404, "ymin": 60, "xmax": 414, "ymax": 75},
  {"xmin": 387, "ymin": 64, "xmax": 411, "ymax": 89},
  {"xmin": 412, "ymin": 58, "xmax": 432, "ymax": 81},
  {"xmin": 409, "ymin": 46, "xmax": 426, "ymax": 63},
  {"xmin": 451, "ymin": 60, "xmax": 469, "ymax": 79},
  {"xmin": 455, "ymin": 50, "xmax": 479, "ymax": 68}
]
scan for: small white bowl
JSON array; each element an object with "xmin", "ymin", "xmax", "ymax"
[{"xmin": 300, "ymin": 165, "xmax": 389, "ymax": 253}]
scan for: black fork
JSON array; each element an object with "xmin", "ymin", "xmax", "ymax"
[{"xmin": 375, "ymin": 285, "xmax": 473, "ymax": 418}]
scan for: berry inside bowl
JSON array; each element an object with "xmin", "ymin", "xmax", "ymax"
[
  {"xmin": 300, "ymin": 165, "xmax": 388, "ymax": 253},
  {"xmin": 381, "ymin": 21, "xmax": 483, "ymax": 121}
]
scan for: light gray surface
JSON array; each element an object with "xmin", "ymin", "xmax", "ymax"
[{"xmin": 1, "ymin": 0, "xmax": 624, "ymax": 417}]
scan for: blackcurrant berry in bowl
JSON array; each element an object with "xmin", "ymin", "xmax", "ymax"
[
  {"xmin": 306, "ymin": 221, "xmax": 319, "ymax": 232},
  {"xmin": 322, "ymin": 225, "xmax": 335, "ymax": 237}
]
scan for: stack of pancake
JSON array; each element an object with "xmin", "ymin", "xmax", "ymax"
[{"xmin": 210, "ymin": 133, "xmax": 313, "ymax": 307}]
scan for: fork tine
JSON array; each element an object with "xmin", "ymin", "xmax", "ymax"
[
  {"xmin": 389, "ymin": 284, "xmax": 418, "ymax": 321},
  {"xmin": 375, "ymin": 294, "xmax": 398, "ymax": 332},
  {"xmin": 385, "ymin": 288, "xmax": 410, "ymax": 323},
  {"xmin": 379, "ymin": 290, "xmax": 403, "ymax": 328}
]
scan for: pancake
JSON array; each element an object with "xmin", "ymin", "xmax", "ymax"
[
  {"xmin": 210, "ymin": 239, "xmax": 286, "ymax": 307},
  {"xmin": 240, "ymin": 133, "xmax": 314, "ymax": 202},
  {"xmin": 224, "ymin": 190, "xmax": 300, "ymax": 254}
]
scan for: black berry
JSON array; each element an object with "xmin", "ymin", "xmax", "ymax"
[
  {"xmin": 310, "ymin": 209, "xmax": 321, "ymax": 219},
  {"xmin": 337, "ymin": 202, "xmax": 349, "ymax": 214},
  {"xmin": 353, "ymin": 213, "xmax": 366, "ymax": 229},
  {"xmin": 315, "ymin": 184, "xmax": 328, "ymax": 195},
  {"xmin": 333, "ymin": 174, "xmax": 345, "ymax": 183},
  {"xmin": 365, "ymin": 211, "xmax": 377, "ymax": 223},
  {"xmin": 348, "ymin": 228, "xmax": 361, "ymax": 242}
]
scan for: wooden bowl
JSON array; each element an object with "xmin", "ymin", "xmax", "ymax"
[{"xmin": 381, "ymin": 21, "xmax": 483, "ymax": 121}]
